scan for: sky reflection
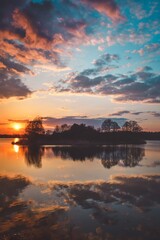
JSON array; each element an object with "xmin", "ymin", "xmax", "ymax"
[
  {"xmin": 0, "ymin": 173, "xmax": 160, "ymax": 240},
  {"xmin": 0, "ymin": 139, "xmax": 160, "ymax": 239},
  {"xmin": 0, "ymin": 139, "xmax": 160, "ymax": 182}
]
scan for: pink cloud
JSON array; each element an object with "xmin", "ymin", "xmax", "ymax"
[{"xmin": 82, "ymin": 0, "xmax": 124, "ymax": 21}]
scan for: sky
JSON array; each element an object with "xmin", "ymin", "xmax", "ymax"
[{"xmin": 0, "ymin": 0, "xmax": 160, "ymax": 134}]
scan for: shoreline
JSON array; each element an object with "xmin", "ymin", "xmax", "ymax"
[{"xmin": 12, "ymin": 139, "xmax": 146, "ymax": 146}]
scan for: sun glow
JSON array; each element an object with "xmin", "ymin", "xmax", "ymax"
[{"xmin": 13, "ymin": 123, "xmax": 22, "ymax": 131}]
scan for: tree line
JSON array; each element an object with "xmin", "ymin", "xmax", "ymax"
[{"xmin": 25, "ymin": 117, "xmax": 143, "ymax": 137}]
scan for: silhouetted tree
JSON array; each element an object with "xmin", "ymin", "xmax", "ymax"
[
  {"xmin": 25, "ymin": 117, "xmax": 45, "ymax": 139},
  {"xmin": 122, "ymin": 120, "xmax": 142, "ymax": 132},
  {"xmin": 45, "ymin": 130, "xmax": 52, "ymax": 135},
  {"xmin": 112, "ymin": 121, "xmax": 121, "ymax": 132},
  {"xmin": 101, "ymin": 119, "xmax": 120, "ymax": 132},
  {"xmin": 61, "ymin": 124, "xmax": 70, "ymax": 132},
  {"xmin": 54, "ymin": 125, "xmax": 60, "ymax": 133}
]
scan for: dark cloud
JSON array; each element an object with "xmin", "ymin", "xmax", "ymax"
[
  {"xmin": 0, "ymin": 55, "xmax": 32, "ymax": 98},
  {"xmin": 1, "ymin": 0, "xmax": 116, "ymax": 99},
  {"xmin": 0, "ymin": 75, "xmax": 31, "ymax": 99},
  {"xmin": 54, "ymin": 65, "xmax": 160, "ymax": 103},
  {"xmin": 133, "ymin": 71, "xmax": 155, "ymax": 81},
  {"xmin": 110, "ymin": 110, "xmax": 160, "ymax": 117},
  {"xmin": 0, "ymin": 56, "xmax": 32, "ymax": 75},
  {"xmin": 80, "ymin": 65, "xmax": 119, "ymax": 77},
  {"xmin": 132, "ymin": 111, "xmax": 143, "ymax": 115},
  {"xmin": 80, "ymin": 68, "xmax": 101, "ymax": 76},
  {"xmin": 109, "ymin": 110, "xmax": 130, "ymax": 116},
  {"xmin": 140, "ymin": 66, "xmax": 153, "ymax": 72},
  {"xmin": 113, "ymin": 77, "xmax": 135, "ymax": 86},
  {"xmin": 151, "ymin": 112, "xmax": 160, "ymax": 117},
  {"xmin": 54, "ymin": 73, "xmax": 118, "ymax": 94},
  {"xmin": 93, "ymin": 53, "xmax": 120, "ymax": 67},
  {"xmin": 0, "ymin": 0, "xmax": 118, "ymax": 66}
]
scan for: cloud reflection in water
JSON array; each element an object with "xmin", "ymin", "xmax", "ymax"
[{"xmin": 0, "ymin": 174, "xmax": 160, "ymax": 240}]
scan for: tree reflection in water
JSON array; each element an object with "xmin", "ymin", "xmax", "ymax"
[
  {"xmin": 22, "ymin": 145, "xmax": 145, "ymax": 169},
  {"xmin": 52, "ymin": 145, "xmax": 145, "ymax": 168},
  {"xmin": 22, "ymin": 146, "xmax": 44, "ymax": 168}
]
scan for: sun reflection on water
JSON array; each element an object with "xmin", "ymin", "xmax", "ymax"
[
  {"xmin": 13, "ymin": 138, "xmax": 19, "ymax": 153},
  {"xmin": 14, "ymin": 138, "xmax": 19, "ymax": 143},
  {"xmin": 13, "ymin": 144, "xmax": 19, "ymax": 153}
]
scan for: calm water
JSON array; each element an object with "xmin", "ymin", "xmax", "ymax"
[{"xmin": 0, "ymin": 139, "xmax": 160, "ymax": 240}]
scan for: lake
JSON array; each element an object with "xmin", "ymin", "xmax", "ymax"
[{"xmin": 0, "ymin": 139, "xmax": 160, "ymax": 240}]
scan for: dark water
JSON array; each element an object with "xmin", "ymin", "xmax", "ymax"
[{"xmin": 0, "ymin": 139, "xmax": 160, "ymax": 240}]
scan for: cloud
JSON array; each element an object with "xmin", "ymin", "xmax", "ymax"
[
  {"xmin": 93, "ymin": 53, "xmax": 120, "ymax": 67},
  {"xmin": 53, "ymin": 64, "xmax": 160, "ymax": 103},
  {"xmin": 137, "ymin": 66, "xmax": 153, "ymax": 72},
  {"xmin": 129, "ymin": 1, "xmax": 158, "ymax": 24},
  {"xmin": 109, "ymin": 110, "xmax": 130, "ymax": 116},
  {"xmin": 82, "ymin": 0, "xmax": 124, "ymax": 21},
  {"xmin": 0, "ymin": 0, "xmax": 124, "ymax": 100},
  {"xmin": 106, "ymin": 31, "xmax": 151, "ymax": 46},
  {"xmin": 0, "ymin": 56, "xmax": 32, "ymax": 99},
  {"xmin": 79, "ymin": 53, "xmax": 119, "ymax": 77},
  {"xmin": 151, "ymin": 112, "xmax": 160, "ymax": 118},
  {"xmin": 0, "ymin": 56, "xmax": 32, "ymax": 75},
  {"xmin": 34, "ymin": 64, "xmax": 71, "ymax": 72},
  {"xmin": 0, "ymin": 0, "xmax": 109, "ymax": 99},
  {"xmin": 132, "ymin": 43, "xmax": 160, "ymax": 56},
  {"xmin": 132, "ymin": 112, "xmax": 144, "ymax": 115},
  {"xmin": 0, "ymin": 74, "xmax": 31, "ymax": 99},
  {"xmin": 54, "ymin": 73, "xmax": 118, "ymax": 95},
  {"xmin": 110, "ymin": 110, "xmax": 160, "ymax": 117},
  {"xmin": 8, "ymin": 119, "xmax": 29, "ymax": 123},
  {"xmin": 0, "ymin": 0, "xmax": 159, "ymax": 103}
]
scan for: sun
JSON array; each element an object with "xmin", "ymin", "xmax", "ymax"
[{"xmin": 13, "ymin": 123, "xmax": 22, "ymax": 131}]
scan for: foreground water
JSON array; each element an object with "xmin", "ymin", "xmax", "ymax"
[{"xmin": 0, "ymin": 139, "xmax": 160, "ymax": 240}]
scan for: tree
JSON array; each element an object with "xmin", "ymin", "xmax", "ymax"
[
  {"xmin": 25, "ymin": 117, "xmax": 45, "ymax": 137},
  {"xmin": 54, "ymin": 124, "xmax": 70, "ymax": 133},
  {"xmin": 101, "ymin": 119, "xmax": 112, "ymax": 132},
  {"xmin": 122, "ymin": 120, "xmax": 142, "ymax": 132},
  {"xmin": 112, "ymin": 121, "xmax": 121, "ymax": 132},
  {"xmin": 101, "ymin": 119, "xmax": 120, "ymax": 132}
]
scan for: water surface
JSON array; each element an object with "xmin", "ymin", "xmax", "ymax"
[{"xmin": 0, "ymin": 139, "xmax": 160, "ymax": 240}]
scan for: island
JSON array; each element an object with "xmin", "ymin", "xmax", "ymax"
[{"xmin": 10, "ymin": 117, "xmax": 158, "ymax": 146}]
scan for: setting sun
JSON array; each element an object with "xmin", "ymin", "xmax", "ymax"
[{"xmin": 13, "ymin": 123, "xmax": 22, "ymax": 131}]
